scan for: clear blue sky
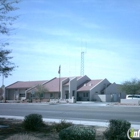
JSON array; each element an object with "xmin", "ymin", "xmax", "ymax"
[{"xmin": 3, "ymin": 0, "xmax": 140, "ymax": 86}]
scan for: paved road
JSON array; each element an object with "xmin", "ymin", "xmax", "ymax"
[{"xmin": 0, "ymin": 103, "xmax": 140, "ymax": 123}]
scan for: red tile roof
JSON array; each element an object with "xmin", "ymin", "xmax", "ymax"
[
  {"xmin": 77, "ymin": 79, "xmax": 103, "ymax": 91},
  {"xmin": 6, "ymin": 80, "xmax": 47, "ymax": 89},
  {"xmin": 64, "ymin": 76, "xmax": 82, "ymax": 86},
  {"xmin": 43, "ymin": 77, "xmax": 67, "ymax": 92}
]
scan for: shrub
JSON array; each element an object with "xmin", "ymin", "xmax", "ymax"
[
  {"xmin": 5, "ymin": 134, "xmax": 40, "ymax": 140},
  {"xmin": 104, "ymin": 119, "xmax": 131, "ymax": 140},
  {"xmin": 23, "ymin": 114, "xmax": 44, "ymax": 131},
  {"xmin": 59, "ymin": 125, "xmax": 96, "ymax": 140},
  {"xmin": 51, "ymin": 120, "xmax": 73, "ymax": 132}
]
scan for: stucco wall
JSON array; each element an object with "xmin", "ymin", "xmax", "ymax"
[
  {"xmin": 90, "ymin": 79, "xmax": 110, "ymax": 101},
  {"xmin": 27, "ymin": 92, "xmax": 59, "ymax": 100},
  {"xmin": 62, "ymin": 86, "xmax": 69, "ymax": 99},
  {"xmin": 6, "ymin": 89, "xmax": 15, "ymax": 100},
  {"xmin": 69, "ymin": 77, "xmax": 77, "ymax": 100},
  {"xmin": 77, "ymin": 92, "xmax": 89, "ymax": 101},
  {"xmin": 77, "ymin": 75, "xmax": 90, "ymax": 87},
  {"xmin": 44, "ymin": 92, "xmax": 59, "ymax": 99},
  {"xmin": 104, "ymin": 83, "xmax": 126, "ymax": 101},
  {"xmin": 61, "ymin": 78, "xmax": 69, "ymax": 99},
  {"xmin": 94, "ymin": 94, "xmax": 112, "ymax": 102},
  {"xmin": 121, "ymin": 99, "xmax": 140, "ymax": 105}
]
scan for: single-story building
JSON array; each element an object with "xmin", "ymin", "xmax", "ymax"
[
  {"xmin": 5, "ymin": 75, "xmax": 126, "ymax": 102},
  {"xmin": 6, "ymin": 80, "xmax": 48, "ymax": 100}
]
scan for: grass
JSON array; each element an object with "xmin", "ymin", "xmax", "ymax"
[{"xmin": 0, "ymin": 118, "xmax": 106, "ymax": 140}]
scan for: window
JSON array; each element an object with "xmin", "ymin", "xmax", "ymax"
[
  {"xmin": 72, "ymin": 90, "xmax": 75, "ymax": 96},
  {"xmin": 40, "ymin": 94, "xmax": 44, "ymax": 98},
  {"xmin": 50, "ymin": 93, "xmax": 53, "ymax": 98},
  {"xmin": 19, "ymin": 93, "xmax": 25, "ymax": 97},
  {"xmin": 83, "ymin": 92, "xmax": 88, "ymax": 97},
  {"xmin": 19, "ymin": 89, "xmax": 25, "ymax": 97}
]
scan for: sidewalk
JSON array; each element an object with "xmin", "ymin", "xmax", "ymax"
[{"xmin": 0, "ymin": 102, "xmax": 140, "ymax": 107}]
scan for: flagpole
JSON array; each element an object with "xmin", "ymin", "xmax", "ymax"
[
  {"xmin": 58, "ymin": 65, "xmax": 61, "ymax": 99},
  {"xmin": 59, "ymin": 70, "xmax": 60, "ymax": 99}
]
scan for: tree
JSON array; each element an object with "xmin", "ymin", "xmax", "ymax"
[
  {"xmin": 0, "ymin": 0, "xmax": 19, "ymax": 37},
  {"xmin": 0, "ymin": 0, "xmax": 19, "ymax": 82},
  {"xmin": 0, "ymin": 49, "xmax": 15, "ymax": 77},
  {"xmin": 121, "ymin": 78, "xmax": 140, "ymax": 95},
  {"xmin": 34, "ymin": 85, "xmax": 48, "ymax": 102}
]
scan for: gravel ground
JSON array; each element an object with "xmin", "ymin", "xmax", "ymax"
[{"xmin": 0, "ymin": 118, "xmax": 107, "ymax": 140}]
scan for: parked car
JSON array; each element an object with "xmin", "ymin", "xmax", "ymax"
[{"xmin": 126, "ymin": 95, "xmax": 140, "ymax": 99}]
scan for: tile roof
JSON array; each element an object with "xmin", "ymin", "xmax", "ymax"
[
  {"xmin": 64, "ymin": 76, "xmax": 82, "ymax": 86},
  {"xmin": 43, "ymin": 77, "xmax": 67, "ymax": 92},
  {"xmin": 6, "ymin": 80, "xmax": 47, "ymax": 89},
  {"xmin": 77, "ymin": 79, "xmax": 103, "ymax": 91}
]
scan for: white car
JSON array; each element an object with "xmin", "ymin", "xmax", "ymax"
[{"xmin": 126, "ymin": 95, "xmax": 140, "ymax": 99}]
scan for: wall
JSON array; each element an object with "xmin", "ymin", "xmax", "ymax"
[
  {"xmin": 48, "ymin": 92, "xmax": 59, "ymax": 99},
  {"xmin": 104, "ymin": 83, "xmax": 126, "ymax": 102},
  {"xmin": 90, "ymin": 79, "xmax": 110, "ymax": 101},
  {"xmin": 77, "ymin": 92, "xmax": 89, "ymax": 101},
  {"xmin": 62, "ymin": 86, "xmax": 69, "ymax": 99},
  {"xmin": 94, "ymin": 94, "xmax": 112, "ymax": 102},
  {"xmin": 6, "ymin": 89, "xmax": 15, "ymax": 100},
  {"xmin": 61, "ymin": 78, "xmax": 69, "ymax": 99},
  {"xmin": 77, "ymin": 75, "xmax": 90, "ymax": 87},
  {"xmin": 69, "ymin": 77, "xmax": 77, "ymax": 100},
  {"xmin": 121, "ymin": 99, "xmax": 140, "ymax": 105}
]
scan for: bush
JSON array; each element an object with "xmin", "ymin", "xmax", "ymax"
[
  {"xmin": 51, "ymin": 120, "xmax": 73, "ymax": 132},
  {"xmin": 5, "ymin": 134, "xmax": 40, "ymax": 140},
  {"xmin": 23, "ymin": 114, "xmax": 44, "ymax": 131},
  {"xmin": 104, "ymin": 119, "xmax": 131, "ymax": 140},
  {"xmin": 59, "ymin": 125, "xmax": 96, "ymax": 140}
]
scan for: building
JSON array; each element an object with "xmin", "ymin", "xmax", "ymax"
[
  {"xmin": 5, "ymin": 75, "xmax": 126, "ymax": 102},
  {"xmin": 6, "ymin": 80, "xmax": 48, "ymax": 100}
]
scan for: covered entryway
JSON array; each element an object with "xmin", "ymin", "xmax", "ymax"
[
  {"xmin": 77, "ymin": 92, "xmax": 89, "ymax": 101},
  {"xmin": 65, "ymin": 91, "xmax": 69, "ymax": 99}
]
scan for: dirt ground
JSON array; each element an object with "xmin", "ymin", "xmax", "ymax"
[{"xmin": 0, "ymin": 118, "xmax": 106, "ymax": 140}]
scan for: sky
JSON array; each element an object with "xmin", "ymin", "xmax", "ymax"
[{"xmin": 2, "ymin": 0, "xmax": 140, "ymax": 86}]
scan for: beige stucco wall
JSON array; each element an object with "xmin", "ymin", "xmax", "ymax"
[
  {"xmin": 104, "ymin": 83, "xmax": 126, "ymax": 102},
  {"xmin": 90, "ymin": 79, "xmax": 110, "ymax": 101},
  {"xmin": 61, "ymin": 78, "xmax": 69, "ymax": 99},
  {"xmin": 27, "ymin": 92, "xmax": 59, "ymax": 99},
  {"xmin": 77, "ymin": 91, "xmax": 89, "ymax": 101},
  {"xmin": 94, "ymin": 94, "xmax": 112, "ymax": 102},
  {"xmin": 6, "ymin": 89, "xmax": 15, "ymax": 100},
  {"xmin": 121, "ymin": 99, "xmax": 140, "ymax": 105},
  {"xmin": 6, "ymin": 88, "xmax": 28, "ymax": 100},
  {"xmin": 62, "ymin": 86, "xmax": 69, "ymax": 99},
  {"xmin": 44, "ymin": 92, "xmax": 59, "ymax": 99},
  {"xmin": 77, "ymin": 75, "xmax": 90, "ymax": 87},
  {"xmin": 69, "ymin": 77, "xmax": 77, "ymax": 100}
]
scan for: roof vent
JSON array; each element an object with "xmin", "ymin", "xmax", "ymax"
[
  {"xmin": 89, "ymin": 83, "xmax": 92, "ymax": 86},
  {"xmin": 84, "ymin": 84, "xmax": 87, "ymax": 86}
]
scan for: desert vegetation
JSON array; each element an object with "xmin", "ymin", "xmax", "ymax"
[{"xmin": 0, "ymin": 114, "xmax": 131, "ymax": 140}]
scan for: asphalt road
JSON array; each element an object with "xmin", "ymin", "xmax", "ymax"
[{"xmin": 0, "ymin": 103, "xmax": 140, "ymax": 123}]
